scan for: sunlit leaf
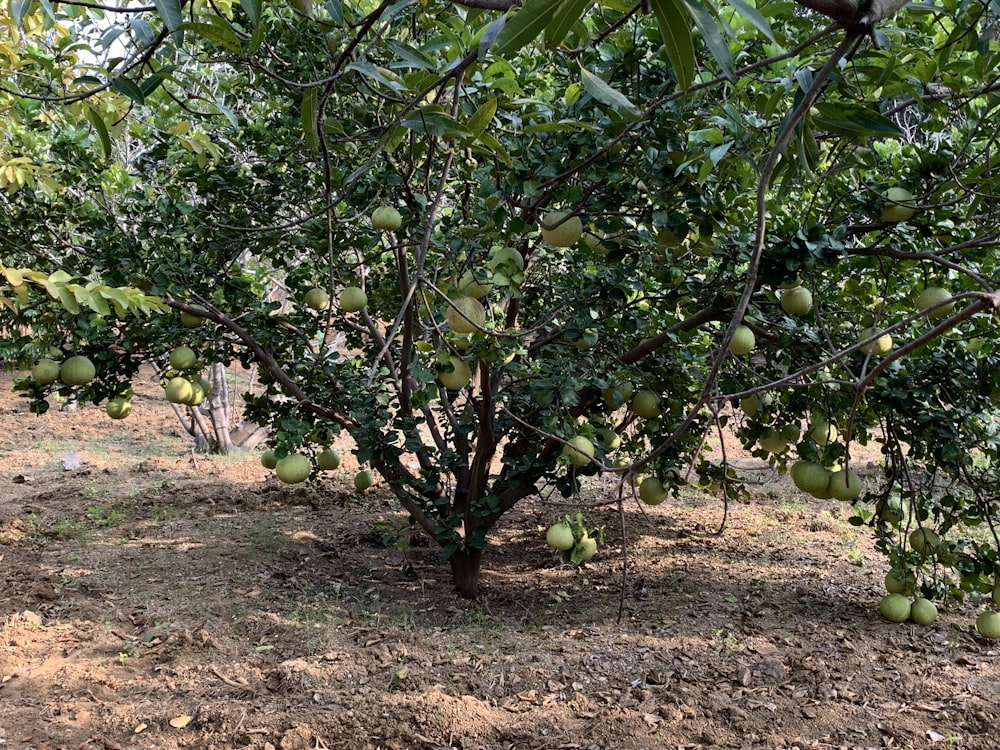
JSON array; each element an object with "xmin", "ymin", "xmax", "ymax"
[{"xmin": 649, "ymin": 0, "xmax": 695, "ymax": 90}]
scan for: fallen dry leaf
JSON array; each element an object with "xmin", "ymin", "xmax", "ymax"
[{"xmin": 169, "ymin": 715, "xmax": 193, "ymax": 729}]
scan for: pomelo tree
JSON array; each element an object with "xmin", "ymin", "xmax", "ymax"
[{"xmin": 1, "ymin": 0, "xmax": 999, "ymax": 603}]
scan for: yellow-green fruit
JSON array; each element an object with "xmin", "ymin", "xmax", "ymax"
[
  {"xmin": 354, "ymin": 470, "xmax": 374, "ymax": 491},
  {"xmin": 105, "ymin": 397, "xmax": 132, "ymax": 420},
  {"xmin": 276, "ymin": 453, "xmax": 311, "ymax": 484},
  {"xmin": 885, "ymin": 569, "xmax": 916, "ymax": 596},
  {"xmin": 758, "ymin": 429, "xmax": 787, "ymax": 454},
  {"xmin": 303, "ymin": 287, "xmax": 330, "ymax": 310},
  {"xmin": 909, "ymin": 527, "xmax": 941, "ymax": 555},
  {"xmin": 729, "ymin": 325, "xmax": 756, "ymax": 356},
  {"xmin": 261, "ymin": 450, "xmax": 279, "ymax": 470},
  {"xmin": 184, "ymin": 381, "xmax": 206, "ymax": 406},
  {"xmin": 596, "ymin": 427, "xmax": 621, "ymax": 451},
  {"xmin": 881, "ymin": 187, "xmax": 916, "ymax": 223},
  {"xmin": 910, "ymin": 598, "xmax": 938, "ymax": 625},
  {"xmin": 879, "ymin": 498, "xmax": 904, "ymax": 525},
  {"xmin": 180, "ymin": 310, "xmax": 207, "ymax": 328},
  {"xmin": 790, "ymin": 461, "xmax": 831, "ymax": 496},
  {"xmin": 577, "ymin": 535, "xmax": 598, "ymax": 561},
  {"xmin": 437, "ymin": 355, "xmax": 472, "ymax": 390},
  {"xmin": 810, "ymin": 419, "xmax": 838, "ymax": 446},
  {"xmin": 446, "ymin": 296, "xmax": 486, "ymax": 334},
  {"xmin": 487, "ymin": 246, "xmax": 525, "ymax": 272},
  {"xmin": 860, "ymin": 327, "xmax": 893, "ymax": 355},
  {"xmin": 879, "ymin": 593, "xmax": 912, "ymax": 623},
  {"xmin": 196, "ymin": 375, "xmax": 213, "ymax": 398},
  {"xmin": 562, "ymin": 436, "xmax": 595, "ymax": 467},
  {"xmin": 780, "ymin": 286, "xmax": 813, "ymax": 316},
  {"xmin": 916, "ymin": 286, "xmax": 954, "ymax": 319},
  {"xmin": 546, "ymin": 522, "xmax": 575, "ymax": 551},
  {"xmin": 631, "ymin": 389, "xmax": 661, "ymax": 419},
  {"xmin": 828, "ymin": 468, "xmax": 862, "ymax": 501},
  {"xmin": 340, "ymin": 286, "xmax": 368, "ymax": 313},
  {"xmin": 602, "ymin": 382, "xmax": 633, "ymax": 409},
  {"xmin": 540, "ymin": 210, "xmax": 583, "ymax": 247},
  {"xmin": 780, "ymin": 423, "xmax": 800, "ymax": 443},
  {"xmin": 740, "ymin": 395, "xmax": 762, "ymax": 418},
  {"xmin": 164, "ymin": 377, "xmax": 195, "ymax": 405},
  {"xmin": 638, "ymin": 477, "xmax": 668, "ymax": 505},
  {"xmin": 975, "ymin": 611, "xmax": 1000, "ymax": 639},
  {"xmin": 371, "ymin": 206, "xmax": 402, "ymax": 231},
  {"xmin": 316, "ymin": 448, "xmax": 341, "ymax": 471},
  {"xmin": 59, "ymin": 355, "xmax": 96, "ymax": 386},
  {"xmin": 457, "ymin": 268, "xmax": 492, "ymax": 300},
  {"xmin": 169, "ymin": 346, "xmax": 198, "ymax": 371},
  {"xmin": 31, "ymin": 358, "xmax": 61, "ymax": 385}
]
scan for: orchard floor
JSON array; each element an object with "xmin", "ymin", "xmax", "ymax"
[{"xmin": 1, "ymin": 370, "xmax": 998, "ymax": 750}]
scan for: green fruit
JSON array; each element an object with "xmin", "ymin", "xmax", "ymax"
[
  {"xmin": 602, "ymin": 382, "xmax": 633, "ymax": 409},
  {"xmin": 487, "ymin": 246, "xmax": 525, "ymax": 272},
  {"xmin": 728, "ymin": 325, "xmax": 755, "ymax": 355},
  {"xmin": 596, "ymin": 427, "xmax": 621, "ymax": 450},
  {"xmin": 562, "ymin": 436, "xmax": 595, "ymax": 467},
  {"xmin": 31, "ymin": 358, "xmax": 61, "ymax": 385},
  {"xmin": 780, "ymin": 423, "xmax": 800, "ymax": 442},
  {"xmin": 909, "ymin": 527, "xmax": 941, "ymax": 555},
  {"xmin": 539, "ymin": 210, "xmax": 583, "ymax": 247},
  {"xmin": 916, "ymin": 286, "xmax": 954, "ymax": 319},
  {"xmin": 105, "ymin": 397, "xmax": 131, "ymax": 419},
  {"xmin": 739, "ymin": 395, "xmax": 762, "ymax": 418},
  {"xmin": 164, "ymin": 377, "xmax": 195, "ymax": 405},
  {"xmin": 576, "ymin": 535, "xmax": 598, "ymax": 562},
  {"xmin": 354, "ymin": 470, "xmax": 374, "ymax": 491},
  {"xmin": 59, "ymin": 355, "xmax": 96, "ymax": 386},
  {"xmin": 546, "ymin": 522, "xmax": 575, "ymax": 551},
  {"xmin": 758, "ymin": 429, "xmax": 788, "ymax": 455},
  {"xmin": 809, "ymin": 418, "xmax": 837, "ymax": 446},
  {"xmin": 881, "ymin": 187, "xmax": 916, "ymax": 223},
  {"xmin": 885, "ymin": 569, "xmax": 916, "ymax": 596},
  {"xmin": 879, "ymin": 593, "xmax": 911, "ymax": 623},
  {"xmin": 184, "ymin": 381, "xmax": 206, "ymax": 406},
  {"xmin": 457, "ymin": 268, "xmax": 492, "ymax": 300},
  {"xmin": 975, "ymin": 611, "xmax": 1000, "ymax": 639},
  {"xmin": 780, "ymin": 286, "xmax": 813, "ymax": 316},
  {"xmin": 169, "ymin": 346, "xmax": 199, "ymax": 371},
  {"xmin": 340, "ymin": 286, "xmax": 368, "ymax": 313},
  {"xmin": 910, "ymin": 598, "xmax": 938, "ymax": 625},
  {"xmin": 316, "ymin": 448, "xmax": 341, "ymax": 471},
  {"xmin": 790, "ymin": 461, "xmax": 831, "ymax": 497},
  {"xmin": 303, "ymin": 287, "xmax": 330, "ymax": 310},
  {"xmin": 276, "ymin": 453, "xmax": 311, "ymax": 484},
  {"xmin": 828, "ymin": 469, "xmax": 862, "ymax": 501},
  {"xmin": 180, "ymin": 310, "xmax": 207, "ymax": 327},
  {"xmin": 371, "ymin": 206, "xmax": 402, "ymax": 231},
  {"xmin": 437, "ymin": 355, "xmax": 472, "ymax": 390},
  {"xmin": 879, "ymin": 498, "xmax": 904, "ymax": 524},
  {"xmin": 638, "ymin": 477, "xmax": 668, "ymax": 505},
  {"xmin": 261, "ymin": 450, "xmax": 279, "ymax": 470},
  {"xmin": 445, "ymin": 296, "xmax": 486, "ymax": 334},
  {"xmin": 860, "ymin": 327, "xmax": 893, "ymax": 355},
  {"xmin": 631, "ymin": 389, "xmax": 661, "ymax": 419}
]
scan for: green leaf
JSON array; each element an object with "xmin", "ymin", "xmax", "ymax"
[
  {"xmin": 471, "ymin": 131, "xmax": 512, "ymax": 166},
  {"xmin": 301, "ymin": 88, "xmax": 319, "ymax": 150},
  {"xmin": 84, "ymin": 107, "xmax": 112, "ymax": 160},
  {"xmin": 493, "ymin": 0, "xmax": 557, "ymax": 58},
  {"xmin": 10, "ymin": 0, "xmax": 35, "ymax": 28},
  {"xmin": 544, "ymin": 0, "xmax": 591, "ymax": 48},
  {"xmin": 724, "ymin": 0, "xmax": 775, "ymax": 42},
  {"xmin": 179, "ymin": 20, "xmax": 242, "ymax": 52},
  {"xmin": 287, "ymin": 0, "xmax": 313, "ymax": 19},
  {"xmin": 56, "ymin": 285, "xmax": 79, "ymax": 314},
  {"xmin": 239, "ymin": 0, "xmax": 262, "ymax": 25},
  {"xmin": 684, "ymin": 0, "xmax": 734, "ymax": 81},
  {"xmin": 112, "ymin": 77, "xmax": 145, "ymax": 105},
  {"xmin": 465, "ymin": 98, "xmax": 497, "ymax": 138},
  {"xmin": 649, "ymin": 0, "xmax": 695, "ymax": 90},
  {"xmin": 152, "ymin": 0, "xmax": 183, "ymax": 32},
  {"xmin": 579, "ymin": 65, "xmax": 641, "ymax": 118},
  {"xmin": 812, "ymin": 102, "xmax": 904, "ymax": 137}
]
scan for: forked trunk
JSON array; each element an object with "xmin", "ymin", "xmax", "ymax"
[{"xmin": 449, "ymin": 547, "xmax": 484, "ymax": 599}]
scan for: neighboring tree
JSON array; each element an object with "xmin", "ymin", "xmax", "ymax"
[{"xmin": 1, "ymin": 0, "xmax": 999, "ymax": 603}]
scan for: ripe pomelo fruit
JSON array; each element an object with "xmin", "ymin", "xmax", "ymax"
[
  {"xmin": 739, "ymin": 395, "xmax": 762, "ymax": 418},
  {"xmin": 445, "ymin": 296, "xmax": 486, "ymax": 334},
  {"xmin": 780, "ymin": 286, "xmax": 813, "ymax": 316},
  {"xmin": 729, "ymin": 325, "xmax": 755, "ymax": 355},
  {"xmin": 881, "ymin": 187, "xmax": 916, "ymax": 223},
  {"xmin": 631, "ymin": 390, "xmax": 661, "ymax": 419},
  {"xmin": 316, "ymin": 448, "xmax": 341, "ymax": 471},
  {"xmin": 540, "ymin": 210, "xmax": 583, "ymax": 247},
  {"xmin": 916, "ymin": 286, "xmax": 954, "ymax": 319},
  {"xmin": 975, "ymin": 611, "xmax": 1000, "ymax": 639},
  {"xmin": 371, "ymin": 206, "xmax": 402, "ymax": 231},
  {"xmin": 596, "ymin": 427, "xmax": 621, "ymax": 450},
  {"xmin": 180, "ymin": 310, "xmax": 207, "ymax": 328},
  {"xmin": 790, "ymin": 461, "xmax": 830, "ymax": 496},
  {"xmin": 354, "ymin": 470, "xmax": 374, "ymax": 491},
  {"xmin": 860, "ymin": 327, "xmax": 893, "ymax": 355},
  {"xmin": 885, "ymin": 569, "xmax": 916, "ymax": 596},
  {"xmin": 59, "ymin": 355, "xmax": 96, "ymax": 386},
  {"xmin": 546, "ymin": 522, "xmax": 575, "ymax": 551},
  {"xmin": 340, "ymin": 286, "xmax": 368, "ymax": 313},
  {"xmin": 879, "ymin": 593, "xmax": 911, "ymax": 623},
  {"xmin": 31, "ymin": 358, "xmax": 61, "ymax": 385},
  {"xmin": 758, "ymin": 429, "xmax": 787, "ymax": 455},
  {"xmin": 602, "ymin": 381, "xmax": 633, "ymax": 409},
  {"xmin": 638, "ymin": 476, "xmax": 668, "ymax": 505},
  {"xmin": 437, "ymin": 355, "xmax": 472, "ymax": 390},
  {"xmin": 909, "ymin": 527, "xmax": 941, "ymax": 555},
  {"xmin": 276, "ymin": 454, "xmax": 311, "ymax": 484},
  {"xmin": 910, "ymin": 598, "xmax": 938, "ymax": 625},
  {"xmin": 457, "ymin": 268, "xmax": 492, "ymax": 300},
  {"xmin": 105, "ymin": 397, "xmax": 132, "ymax": 419},
  {"xmin": 577, "ymin": 535, "xmax": 598, "ymax": 561},
  {"xmin": 303, "ymin": 287, "xmax": 330, "ymax": 310},
  {"xmin": 164, "ymin": 377, "xmax": 195, "ymax": 404},
  {"xmin": 261, "ymin": 450, "xmax": 279, "ymax": 470},
  {"xmin": 487, "ymin": 246, "xmax": 524, "ymax": 272},
  {"xmin": 809, "ymin": 418, "xmax": 837, "ymax": 446},
  {"xmin": 169, "ymin": 346, "xmax": 198, "ymax": 371},
  {"xmin": 562, "ymin": 436, "xmax": 595, "ymax": 467},
  {"xmin": 828, "ymin": 468, "xmax": 862, "ymax": 501}
]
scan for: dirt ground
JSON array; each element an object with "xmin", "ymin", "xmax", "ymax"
[{"xmin": 1, "ymin": 367, "xmax": 998, "ymax": 750}]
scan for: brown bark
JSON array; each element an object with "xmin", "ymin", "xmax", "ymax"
[{"xmin": 449, "ymin": 547, "xmax": 484, "ymax": 599}]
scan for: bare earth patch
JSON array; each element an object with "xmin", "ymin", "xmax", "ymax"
[{"xmin": 1, "ymin": 371, "xmax": 998, "ymax": 749}]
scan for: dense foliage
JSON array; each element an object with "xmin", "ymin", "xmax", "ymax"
[{"xmin": 1, "ymin": 0, "xmax": 999, "ymax": 601}]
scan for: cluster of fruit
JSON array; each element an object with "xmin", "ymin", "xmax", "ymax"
[
  {"xmin": 162, "ymin": 346, "xmax": 213, "ymax": 409},
  {"xmin": 545, "ymin": 516, "xmax": 599, "ymax": 565}
]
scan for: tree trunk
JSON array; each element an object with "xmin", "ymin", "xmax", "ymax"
[{"xmin": 449, "ymin": 547, "xmax": 484, "ymax": 599}]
